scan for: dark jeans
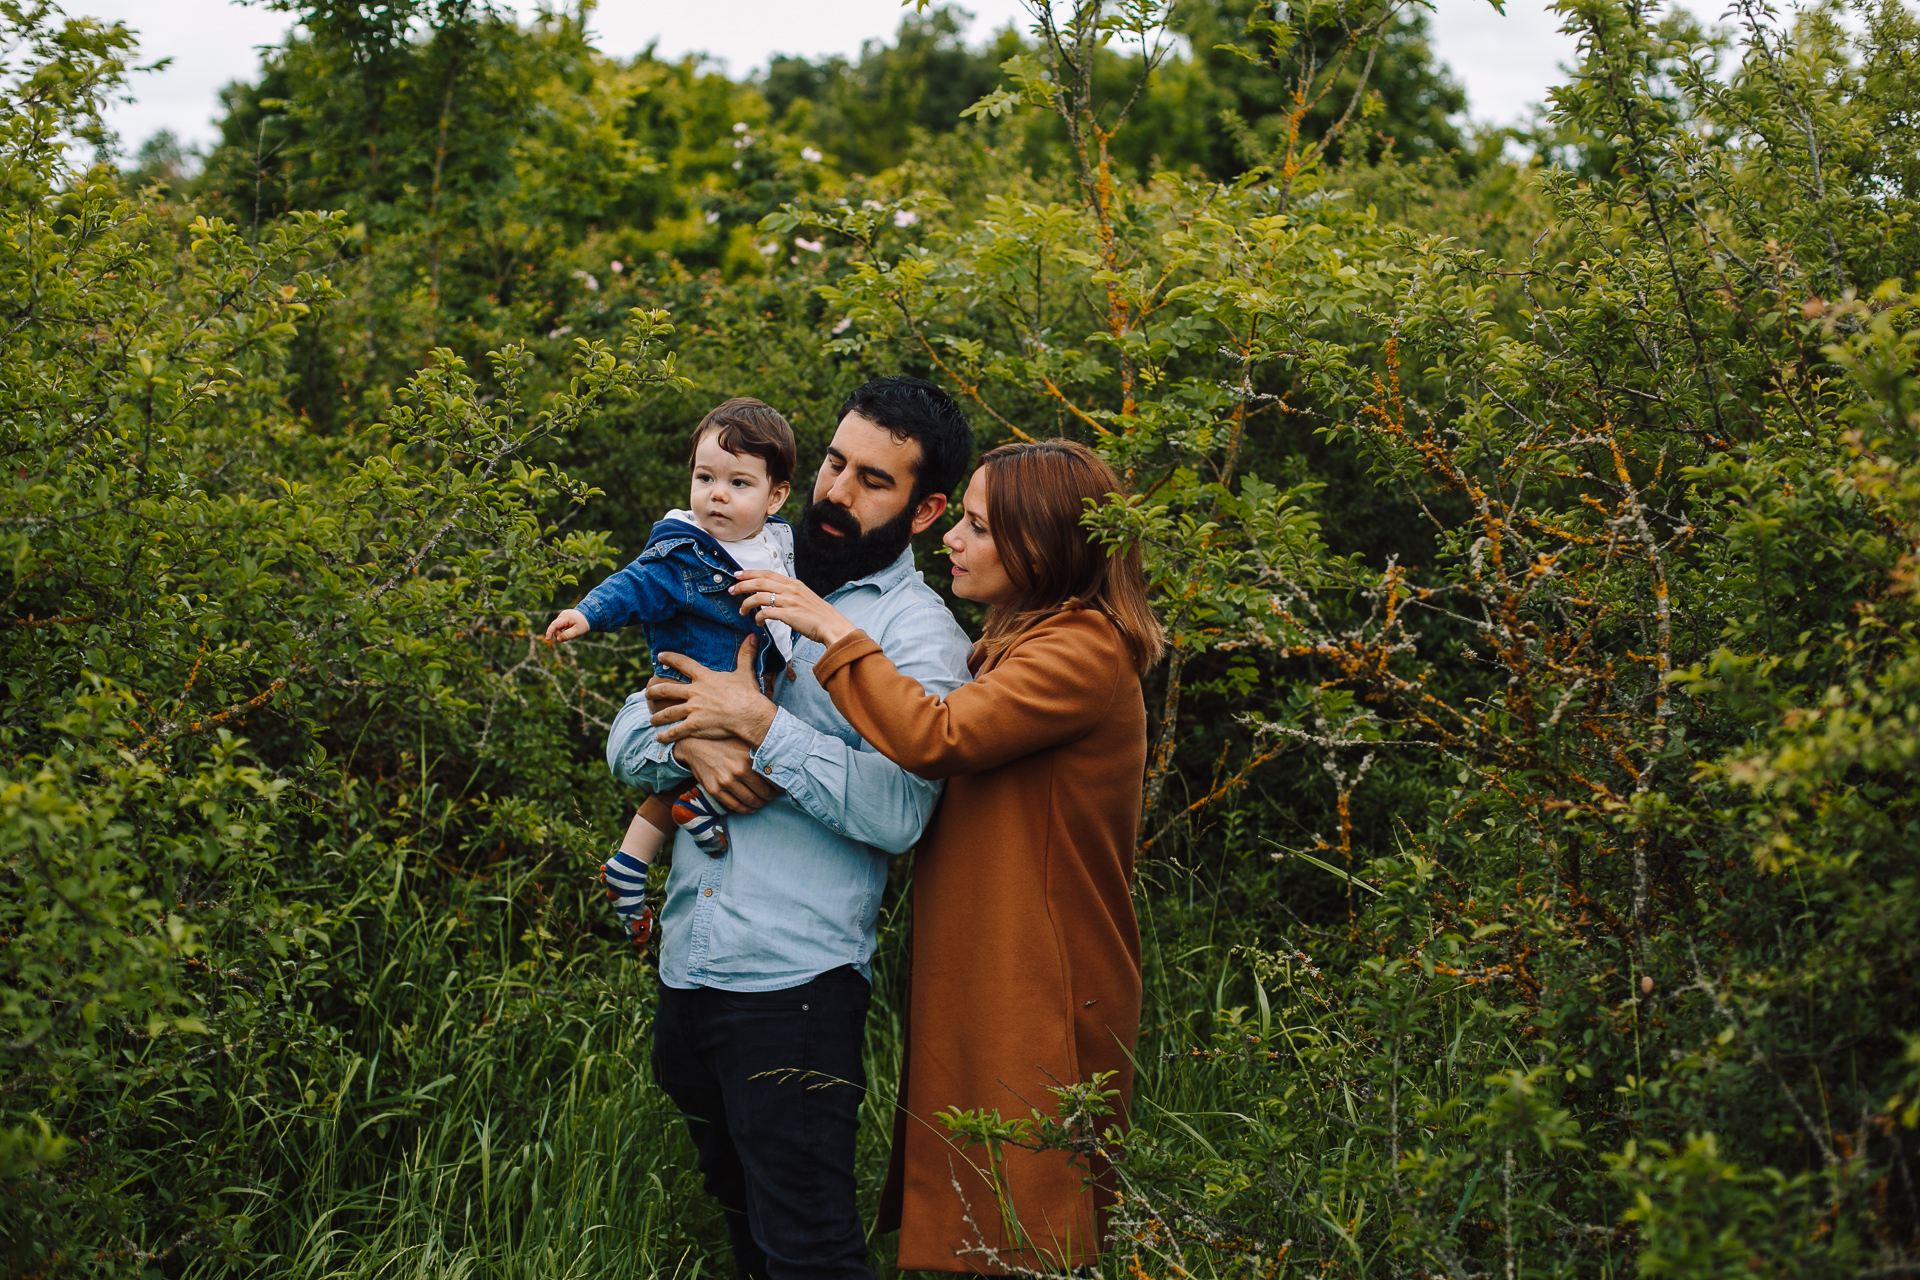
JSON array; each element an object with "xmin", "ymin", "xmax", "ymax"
[{"xmin": 652, "ymin": 966, "xmax": 874, "ymax": 1280}]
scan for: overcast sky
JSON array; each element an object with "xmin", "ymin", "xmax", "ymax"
[{"xmin": 80, "ymin": 0, "xmax": 1581, "ymax": 156}]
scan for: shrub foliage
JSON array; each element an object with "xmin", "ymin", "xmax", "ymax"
[{"xmin": 2, "ymin": 0, "xmax": 1918, "ymax": 1275}]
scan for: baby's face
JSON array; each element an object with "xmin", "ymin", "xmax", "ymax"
[{"xmin": 690, "ymin": 431, "xmax": 790, "ymax": 541}]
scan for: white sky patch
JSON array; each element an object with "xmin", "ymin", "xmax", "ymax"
[
  {"xmin": 83, "ymin": 0, "xmax": 1588, "ymax": 155},
  {"xmin": 1427, "ymin": 0, "xmax": 1582, "ymax": 125}
]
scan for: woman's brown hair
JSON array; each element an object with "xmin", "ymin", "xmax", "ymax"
[{"xmin": 975, "ymin": 438, "xmax": 1165, "ymax": 675}]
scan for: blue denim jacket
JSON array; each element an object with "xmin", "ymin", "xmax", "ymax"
[
  {"xmin": 606, "ymin": 545, "xmax": 976, "ymax": 991},
  {"xmin": 576, "ymin": 515, "xmax": 792, "ymax": 682}
]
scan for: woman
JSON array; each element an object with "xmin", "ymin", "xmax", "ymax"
[{"xmin": 731, "ymin": 438, "xmax": 1163, "ymax": 1274}]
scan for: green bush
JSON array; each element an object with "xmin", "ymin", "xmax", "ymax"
[{"xmin": 5, "ymin": 0, "xmax": 1919, "ymax": 1273}]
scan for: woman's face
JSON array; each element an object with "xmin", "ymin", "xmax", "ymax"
[{"xmin": 942, "ymin": 469, "xmax": 1020, "ymax": 606}]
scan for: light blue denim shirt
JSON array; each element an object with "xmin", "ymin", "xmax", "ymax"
[{"xmin": 606, "ymin": 545, "xmax": 975, "ymax": 992}]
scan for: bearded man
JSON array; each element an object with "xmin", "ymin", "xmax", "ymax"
[{"xmin": 605, "ymin": 376, "xmax": 975, "ymax": 1280}]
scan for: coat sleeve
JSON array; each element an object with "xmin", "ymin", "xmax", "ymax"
[{"xmin": 812, "ymin": 611, "xmax": 1126, "ymax": 780}]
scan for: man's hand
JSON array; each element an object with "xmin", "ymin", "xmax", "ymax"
[
  {"xmin": 545, "ymin": 608, "xmax": 590, "ymax": 643},
  {"xmin": 673, "ymin": 737, "xmax": 780, "ymax": 814},
  {"xmin": 649, "ymin": 635, "xmax": 779, "ymax": 746}
]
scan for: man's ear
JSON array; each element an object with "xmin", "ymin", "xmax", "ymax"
[{"xmin": 908, "ymin": 491, "xmax": 948, "ymax": 536}]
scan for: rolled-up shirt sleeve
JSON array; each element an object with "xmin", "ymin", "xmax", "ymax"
[
  {"xmin": 606, "ymin": 690, "xmax": 693, "ymax": 793},
  {"xmin": 749, "ymin": 708, "xmax": 945, "ymax": 854},
  {"xmin": 750, "ymin": 605, "xmax": 973, "ymax": 855}
]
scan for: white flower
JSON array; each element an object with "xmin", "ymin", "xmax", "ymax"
[
  {"xmin": 704, "ymin": 209, "xmax": 721, "ymax": 225},
  {"xmin": 892, "ymin": 209, "xmax": 919, "ymax": 228},
  {"xmin": 758, "ymin": 242, "xmax": 778, "ymax": 256},
  {"xmin": 862, "ymin": 199, "xmax": 883, "ymax": 210},
  {"xmin": 733, "ymin": 135, "xmax": 753, "ymax": 149},
  {"xmin": 795, "ymin": 237, "xmax": 824, "ymax": 253},
  {"xmin": 731, "ymin": 160, "xmax": 743, "ymax": 170},
  {"xmin": 789, "ymin": 255, "xmax": 799, "ymax": 264},
  {"xmin": 831, "ymin": 316, "xmax": 852, "ymax": 334},
  {"xmin": 609, "ymin": 259, "xmax": 624, "ymax": 274},
  {"xmin": 548, "ymin": 325, "xmax": 573, "ymax": 338},
  {"xmin": 571, "ymin": 269, "xmax": 599, "ymax": 291},
  {"xmin": 800, "ymin": 146, "xmax": 823, "ymax": 163},
  {"xmin": 733, "ymin": 121, "xmax": 749, "ymax": 133}
]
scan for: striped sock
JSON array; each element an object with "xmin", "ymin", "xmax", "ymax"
[
  {"xmin": 671, "ymin": 784, "xmax": 730, "ymax": 858},
  {"xmin": 599, "ymin": 849, "xmax": 655, "ymax": 949}
]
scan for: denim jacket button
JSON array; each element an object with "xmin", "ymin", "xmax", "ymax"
[{"xmin": 712, "ymin": 572, "xmax": 724, "ymax": 583}]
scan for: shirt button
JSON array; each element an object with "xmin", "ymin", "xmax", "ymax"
[
  {"xmin": 712, "ymin": 572, "xmax": 724, "ymax": 583},
  {"xmin": 762, "ymin": 765, "xmax": 773, "ymax": 775},
  {"xmin": 703, "ymin": 888, "xmax": 713, "ymax": 897}
]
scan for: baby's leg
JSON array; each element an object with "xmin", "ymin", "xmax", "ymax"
[
  {"xmin": 601, "ymin": 798, "xmax": 672, "ymax": 950},
  {"xmin": 624, "ymin": 795, "xmax": 675, "ymax": 857},
  {"xmin": 670, "ymin": 784, "xmax": 731, "ymax": 858}
]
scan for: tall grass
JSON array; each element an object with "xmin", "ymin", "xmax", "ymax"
[{"xmin": 193, "ymin": 842, "xmax": 1274, "ymax": 1280}]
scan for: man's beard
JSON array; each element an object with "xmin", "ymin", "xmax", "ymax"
[{"xmin": 793, "ymin": 496, "xmax": 917, "ymax": 597}]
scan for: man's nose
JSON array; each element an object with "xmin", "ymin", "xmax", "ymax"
[{"xmin": 823, "ymin": 470, "xmax": 859, "ymax": 509}]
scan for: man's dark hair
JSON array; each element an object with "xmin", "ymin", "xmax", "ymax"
[
  {"xmin": 689, "ymin": 397, "xmax": 797, "ymax": 485},
  {"xmin": 838, "ymin": 376, "xmax": 972, "ymax": 501}
]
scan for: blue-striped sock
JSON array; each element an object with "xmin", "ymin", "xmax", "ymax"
[
  {"xmin": 599, "ymin": 849, "xmax": 655, "ymax": 949},
  {"xmin": 670, "ymin": 785, "xmax": 729, "ymax": 858}
]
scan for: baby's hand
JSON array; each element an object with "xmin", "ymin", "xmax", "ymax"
[{"xmin": 545, "ymin": 608, "xmax": 590, "ymax": 643}]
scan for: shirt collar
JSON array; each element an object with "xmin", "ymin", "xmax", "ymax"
[{"xmin": 825, "ymin": 544, "xmax": 918, "ymax": 602}]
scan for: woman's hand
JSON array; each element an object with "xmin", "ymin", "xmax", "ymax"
[
  {"xmin": 730, "ymin": 571, "xmax": 859, "ymax": 649},
  {"xmin": 649, "ymin": 636, "xmax": 779, "ymax": 746}
]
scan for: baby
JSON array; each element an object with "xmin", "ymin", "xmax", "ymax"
[{"xmin": 545, "ymin": 397, "xmax": 796, "ymax": 951}]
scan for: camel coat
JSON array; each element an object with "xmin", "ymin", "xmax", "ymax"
[{"xmin": 813, "ymin": 608, "xmax": 1146, "ymax": 1274}]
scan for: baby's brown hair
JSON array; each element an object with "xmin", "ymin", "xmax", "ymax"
[{"xmin": 688, "ymin": 397, "xmax": 796, "ymax": 485}]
